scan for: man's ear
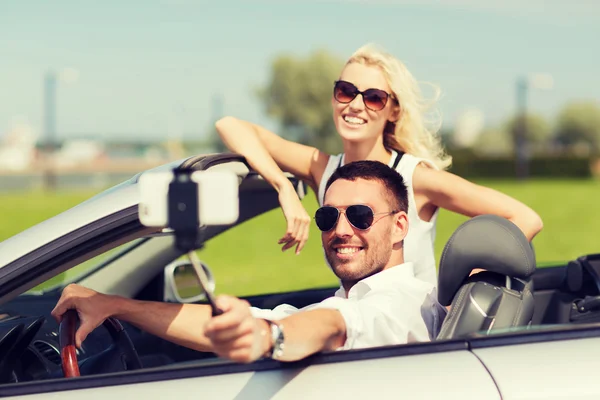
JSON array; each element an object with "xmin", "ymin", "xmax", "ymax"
[{"xmin": 391, "ymin": 211, "xmax": 409, "ymax": 245}]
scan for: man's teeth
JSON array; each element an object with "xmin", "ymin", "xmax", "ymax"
[
  {"xmin": 344, "ymin": 116, "xmax": 365, "ymax": 125},
  {"xmin": 337, "ymin": 247, "xmax": 361, "ymax": 254}
]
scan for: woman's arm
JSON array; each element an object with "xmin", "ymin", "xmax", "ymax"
[
  {"xmin": 414, "ymin": 165, "xmax": 543, "ymax": 241},
  {"xmin": 216, "ymin": 116, "xmax": 328, "ymax": 192},
  {"xmin": 215, "ymin": 116, "xmax": 330, "ymax": 253}
]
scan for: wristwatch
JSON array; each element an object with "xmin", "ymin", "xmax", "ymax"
[{"xmin": 263, "ymin": 319, "xmax": 285, "ymax": 360}]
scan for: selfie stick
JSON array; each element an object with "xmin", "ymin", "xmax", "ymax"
[
  {"xmin": 168, "ymin": 167, "xmax": 223, "ymax": 316},
  {"xmin": 187, "ymin": 250, "xmax": 221, "ymax": 315}
]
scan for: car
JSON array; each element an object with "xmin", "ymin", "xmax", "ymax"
[{"xmin": 1, "ymin": 152, "xmax": 600, "ymax": 400}]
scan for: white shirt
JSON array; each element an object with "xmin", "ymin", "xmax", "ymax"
[
  {"xmin": 317, "ymin": 150, "xmax": 439, "ymax": 287},
  {"xmin": 250, "ymin": 262, "xmax": 446, "ymax": 351}
]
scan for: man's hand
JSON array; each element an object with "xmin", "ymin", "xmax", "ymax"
[
  {"xmin": 50, "ymin": 284, "xmax": 115, "ymax": 348},
  {"xmin": 203, "ymin": 296, "xmax": 269, "ymax": 364}
]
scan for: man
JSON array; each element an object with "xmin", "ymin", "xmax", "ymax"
[{"xmin": 51, "ymin": 160, "xmax": 442, "ymax": 364}]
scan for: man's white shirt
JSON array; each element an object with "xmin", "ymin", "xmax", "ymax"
[{"xmin": 250, "ymin": 262, "xmax": 446, "ymax": 351}]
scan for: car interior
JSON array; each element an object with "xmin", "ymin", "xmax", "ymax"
[
  {"xmin": 1, "ymin": 155, "xmax": 600, "ymax": 386},
  {"xmin": 435, "ymin": 214, "xmax": 536, "ymax": 340}
]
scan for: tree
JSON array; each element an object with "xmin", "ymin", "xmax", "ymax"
[
  {"xmin": 555, "ymin": 101, "xmax": 600, "ymax": 155},
  {"xmin": 257, "ymin": 49, "xmax": 345, "ymax": 154},
  {"xmin": 472, "ymin": 126, "xmax": 513, "ymax": 156},
  {"xmin": 470, "ymin": 114, "xmax": 551, "ymax": 157},
  {"xmin": 505, "ymin": 113, "xmax": 551, "ymax": 144},
  {"xmin": 504, "ymin": 113, "xmax": 552, "ymax": 154}
]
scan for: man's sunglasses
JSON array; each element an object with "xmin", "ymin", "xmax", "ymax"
[
  {"xmin": 314, "ymin": 204, "xmax": 398, "ymax": 232},
  {"xmin": 333, "ymin": 80, "xmax": 396, "ymax": 111}
]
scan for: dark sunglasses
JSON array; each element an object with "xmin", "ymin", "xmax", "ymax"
[
  {"xmin": 333, "ymin": 80, "xmax": 396, "ymax": 111},
  {"xmin": 314, "ymin": 205, "xmax": 398, "ymax": 232}
]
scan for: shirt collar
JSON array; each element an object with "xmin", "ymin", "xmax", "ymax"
[{"xmin": 334, "ymin": 262, "xmax": 415, "ymax": 299}]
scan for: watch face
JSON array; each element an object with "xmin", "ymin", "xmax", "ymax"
[
  {"xmin": 270, "ymin": 323, "xmax": 280, "ymax": 342},
  {"xmin": 270, "ymin": 322, "xmax": 285, "ymax": 359}
]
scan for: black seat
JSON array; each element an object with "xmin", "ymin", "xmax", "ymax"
[{"xmin": 436, "ymin": 214, "xmax": 536, "ymax": 340}]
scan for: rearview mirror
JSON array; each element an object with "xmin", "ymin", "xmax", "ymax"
[{"xmin": 163, "ymin": 259, "xmax": 215, "ymax": 303}]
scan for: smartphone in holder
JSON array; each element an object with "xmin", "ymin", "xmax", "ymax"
[
  {"xmin": 138, "ymin": 167, "xmax": 240, "ymax": 316},
  {"xmin": 138, "ymin": 169, "xmax": 239, "ymax": 228}
]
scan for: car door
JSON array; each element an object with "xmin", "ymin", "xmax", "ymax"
[
  {"xmin": 2, "ymin": 344, "xmax": 500, "ymax": 399},
  {"xmin": 472, "ymin": 325, "xmax": 600, "ymax": 400}
]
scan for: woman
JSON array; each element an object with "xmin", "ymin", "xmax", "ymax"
[{"xmin": 216, "ymin": 43, "xmax": 543, "ymax": 287}]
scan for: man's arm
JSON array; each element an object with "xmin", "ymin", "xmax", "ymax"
[
  {"xmin": 267, "ymin": 308, "xmax": 347, "ymax": 361},
  {"xmin": 52, "ymin": 284, "xmax": 349, "ymax": 363},
  {"xmin": 51, "ymin": 284, "xmax": 214, "ymax": 351},
  {"xmin": 114, "ymin": 296, "xmax": 214, "ymax": 352},
  {"xmin": 204, "ymin": 298, "xmax": 347, "ymax": 363}
]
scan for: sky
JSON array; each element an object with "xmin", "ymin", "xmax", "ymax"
[{"xmin": 1, "ymin": 0, "xmax": 599, "ymax": 143}]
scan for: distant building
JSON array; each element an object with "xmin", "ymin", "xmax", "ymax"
[
  {"xmin": 53, "ymin": 139, "xmax": 107, "ymax": 168},
  {"xmin": 0, "ymin": 119, "xmax": 38, "ymax": 171}
]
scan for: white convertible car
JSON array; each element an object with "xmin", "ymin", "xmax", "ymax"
[{"xmin": 0, "ymin": 153, "xmax": 600, "ymax": 399}]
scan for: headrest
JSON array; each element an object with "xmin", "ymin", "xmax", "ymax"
[{"xmin": 437, "ymin": 214, "xmax": 536, "ymax": 306}]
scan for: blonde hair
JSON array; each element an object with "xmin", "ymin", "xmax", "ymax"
[{"xmin": 346, "ymin": 44, "xmax": 452, "ymax": 170}]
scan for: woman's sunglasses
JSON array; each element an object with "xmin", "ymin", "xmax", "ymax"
[
  {"xmin": 314, "ymin": 204, "xmax": 398, "ymax": 232},
  {"xmin": 333, "ymin": 80, "xmax": 396, "ymax": 111}
]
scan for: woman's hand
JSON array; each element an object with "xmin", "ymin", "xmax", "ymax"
[{"xmin": 277, "ymin": 183, "xmax": 312, "ymax": 254}]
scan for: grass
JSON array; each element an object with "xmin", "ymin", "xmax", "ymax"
[
  {"xmin": 1, "ymin": 178, "xmax": 599, "ymax": 297},
  {"xmin": 0, "ymin": 190, "xmax": 98, "ymax": 241}
]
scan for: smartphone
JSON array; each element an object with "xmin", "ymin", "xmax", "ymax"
[{"xmin": 138, "ymin": 169, "xmax": 240, "ymax": 228}]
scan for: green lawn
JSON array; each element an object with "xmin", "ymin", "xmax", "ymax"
[{"xmin": 1, "ymin": 179, "xmax": 599, "ymax": 297}]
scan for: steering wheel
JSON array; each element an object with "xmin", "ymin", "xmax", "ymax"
[
  {"xmin": 0, "ymin": 324, "xmax": 25, "ymax": 383},
  {"xmin": 59, "ymin": 310, "xmax": 142, "ymax": 377},
  {"xmin": 0, "ymin": 317, "xmax": 45, "ymax": 383}
]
